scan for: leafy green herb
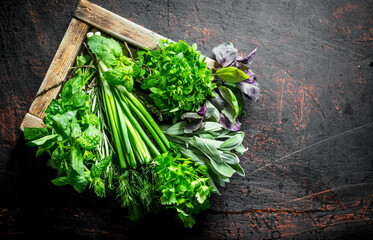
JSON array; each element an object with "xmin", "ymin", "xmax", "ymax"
[
  {"xmin": 155, "ymin": 151, "xmax": 213, "ymax": 228},
  {"xmin": 135, "ymin": 40, "xmax": 216, "ymax": 122},
  {"xmin": 24, "ymin": 55, "xmax": 111, "ymax": 198},
  {"xmin": 162, "ymin": 121, "xmax": 247, "ymax": 192}
]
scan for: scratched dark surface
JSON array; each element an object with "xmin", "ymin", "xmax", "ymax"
[{"xmin": 1, "ymin": 0, "xmax": 373, "ymax": 239}]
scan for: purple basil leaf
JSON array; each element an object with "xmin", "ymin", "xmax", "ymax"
[
  {"xmin": 219, "ymin": 113, "xmax": 241, "ymax": 131},
  {"xmin": 184, "ymin": 119, "xmax": 205, "ymax": 133},
  {"xmin": 212, "ymin": 42, "xmax": 238, "ymax": 68},
  {"xmin": 244, "ymin": 69, "xmax": 255, "ymax": 83},
  {"xmin": 236, "ymin": 45, "xmax": 258, "ymax": 67},
  {"xmin": 198, "ymin": 106, "xmax": 207, "ymax": 114},
  {"xmin": 236, "ymin": 81, "xmax": 260, "ymax": 102},
  {"xmin": 246, "ymin": 45, "xmax": 258, "ymax": 64}
]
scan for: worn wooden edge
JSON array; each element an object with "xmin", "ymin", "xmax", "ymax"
[
  {"xmin": 20, "ymin": 17, "xmax": 90, "ymax": 131},
  {"xmin": 20, "ymin": 113, "xmax": 46, "ymax": 131},
  {"xmin": 74, "ymin": 0, "xmax": 220, "ymax": 69},
  {"xmin": 29, "ymin": 17, "xmax": 90, "ymax": 120}
]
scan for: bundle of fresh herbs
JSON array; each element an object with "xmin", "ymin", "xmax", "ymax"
[
  {"xmin": 134, "ymin": 40, "xmax": 216, "ymax": 123},
  {"xmin": 24, "ymin": 31, "xmax": 260, "ymax": 228}
]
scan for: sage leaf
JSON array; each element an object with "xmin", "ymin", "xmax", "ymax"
[
  {"xmin": 230, "ymin": 163, "xmax": 245, "ymax": 176},
  {"xmin": 210, "ymin": 160, "xmax": 235, "ymax": 178},
  {"xmin": 218, "ymin": 133, "xmax": 244, "ymax": 151}
]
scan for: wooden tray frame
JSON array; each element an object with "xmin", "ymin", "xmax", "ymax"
[{"xmin": 20, "ymin": 0, "xmax": 218, "ymax": 130}]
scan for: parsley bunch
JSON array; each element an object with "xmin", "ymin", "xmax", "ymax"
[
  {"xmin": 155, "ymin": 151, "xmax": 213, "ymax": 228},
  {"xmin": 135, "ymin": 40, "xmax": 216, "ymax": 123}
]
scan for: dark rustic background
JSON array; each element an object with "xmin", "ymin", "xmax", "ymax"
[{"xmin": 1, "ymin": 0, "xmax": 373, "ymax": 239}]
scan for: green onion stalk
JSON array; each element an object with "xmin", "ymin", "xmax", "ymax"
[{"xmin": 87, "ymin": 32, "xmax": 171, "ymax": 220}]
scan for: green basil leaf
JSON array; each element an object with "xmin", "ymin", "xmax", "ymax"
[{"xmin": 215, "ymin": 66, "xmax": 250, "ymax": 83}]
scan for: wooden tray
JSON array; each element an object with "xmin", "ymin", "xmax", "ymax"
[{"xmin": 20, "ymin": 0, "xmax": 219, "ymax": 131}]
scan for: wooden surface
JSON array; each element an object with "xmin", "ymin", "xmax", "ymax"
[{"xmin": 1, "ymin": 0, "xmax": 372, "ymax": 239}]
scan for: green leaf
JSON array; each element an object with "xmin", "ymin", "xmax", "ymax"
[
  {"xmin": 218, "ymin": 133, "xmax": 244, "ymax": 151},
  {"xmin": 234, "ymin": 144, "xmax": 248, "ymax": 154},
  {"xmin": 77, "ymin": 125, "xmax": 101, "ymax": 150},
  {"xmin": 71, "ymin": 147, "xmax": 84, "ymax": 175},
  {"xmin": 26, "ymin": 134, "xmax": 58, "ymax": 147},
  {"xmin": 230, "ymin": 163, "xmax": 245, "ymax": 176},
  {"xmin": 194, "ymin": 136, "xmax": 223, "ymax": 164},
  {"xmin": 70, "ymin": 117, "xmax": 81, "ymax": 138},
  {"xmin": 67, "ymin": 168, "xmax": 90, "ymax": 193},
  {"xmin": 103, "ymin": 65, "xmax": 134, "ymax": 92},
  {"xmin": 94, "ymin": 180, "xmax": 106, "ymax": 197},
  {"xmin": 87, "ymin": 35, "xmax": 123, "ymax": 66},
  {"xmin": 24, "ymin": 127, "xmax": 50, "ymax": 141},
  {"xmin": 219, "ymin": 86, "xmax": 239, "ymax": 123},
  {"xmin": 49, "ymin": 146, "xmax": 65, "ymax": 170},
  {"xmin": 51, "ymin": 176, "xmax": 69, "ymax": 186},
  {"xmin": 165, "ymin": 121, "xmax": 187, "ymax": 136},
  {"xmin": 221, "ymin": 152, "xmax": 240, "ymax": 165},
  {"xmin": 77, "ymin": 54, "xmax": 92, "ymax": 66},
  {"xmin": 179, "ymin": 147, "xmax": 206, "ymax": 165},
  {"xmin": 71, "ymin": 92, "xmax": 87, "ymax": 108},
  {"xmin": 215, "ymin": 66, "xmax": 250, "ymax": 83},
  {"xmin": 90, "ymin": 155, "xmax": 112, "ymax": 179},
  {"xmin": 210, "ymin": 160, "xmax": 235, "ymax": 178},
  {"xmin": 51, "ymin": 112, "xmax": 73, "ymax": 138},
  {"xmin": 196, "ymin": 191, "xmax": 207, "ymax": 204}
]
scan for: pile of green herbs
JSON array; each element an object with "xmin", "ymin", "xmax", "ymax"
[{"xmin": 24, "ymin": 32, "xmax": 260, "ymax": 228}]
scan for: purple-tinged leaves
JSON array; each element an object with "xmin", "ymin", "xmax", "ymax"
[
  {"xmin": 198, "ymin": 106, "xmax": 207, "ymax": 114},
  {"xmin": 184, "ymin": 119, "xmax": 204, "ymax": 133},
  {"xmin": 212, "ymin": 42, "xmax": 238, "ymax": 68},
  {"xmin": 235, "ymin": 45, "xmax": 257, "ymax": 67},
  {"xmin": 236, "ymin": 80, "xmax": 260, "ymax": 102},
  {"xmin": 219, "ymin": 113, "xmax": 241, "ymax": 131},
  {"xmin": 182, "ymin": 107, "xmax": 217, "ymax": 133}
]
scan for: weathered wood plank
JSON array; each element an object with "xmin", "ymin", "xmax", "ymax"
[
  {"xmin": 74, "ymin": 0, "xmax": 219, "ymax": 69},
  {"xmin": 20, "ymin": 113, "xmax": 45, "ymax": 131},
  {"xmin": 26, "ymin": 17, "xmax": 89, "ymax": 121}
]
